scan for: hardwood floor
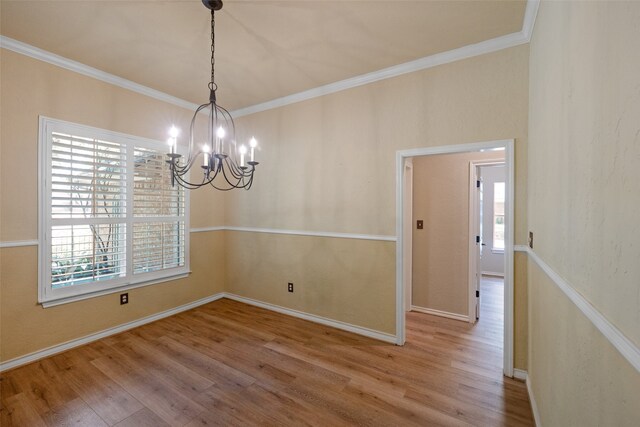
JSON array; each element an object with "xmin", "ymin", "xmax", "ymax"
[{"xmin": 1, "ymin": 279, "xmax": 533, "ymax": 426}]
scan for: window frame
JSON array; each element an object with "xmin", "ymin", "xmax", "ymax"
[{"xmin": 38, "ymin": 116, "xmax": 190, "ymax": 307}]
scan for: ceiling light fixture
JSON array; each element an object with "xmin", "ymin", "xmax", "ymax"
[{"xmin": 166, "ymin": 0, "xmax": 259, "ymax": 190}]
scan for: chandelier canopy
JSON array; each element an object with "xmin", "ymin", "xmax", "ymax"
[{"xmin": 166, "ymin": 0, "xmax": 259, "ymax": 190}]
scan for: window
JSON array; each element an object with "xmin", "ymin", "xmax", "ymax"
[
  {"xmin": 39, "ymin": 117, "xmax": 189, "ymax": 306},
  {"xmin": 493, "ymin": 181, "xmax": 505, "ymax": 250}
]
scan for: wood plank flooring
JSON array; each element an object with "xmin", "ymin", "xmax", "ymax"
[{"xmin": 1, "ymin": 278, "xmax": 533, "ymax": 426}]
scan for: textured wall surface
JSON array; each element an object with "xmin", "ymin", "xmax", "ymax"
[{"xmin": 528, "ymin": 0, "xmax": 640, "ymax": 424}]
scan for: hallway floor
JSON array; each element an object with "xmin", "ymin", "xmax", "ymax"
[{"xmin": 405, "ymin": 275, "xmax": 533, "ymax": 425}]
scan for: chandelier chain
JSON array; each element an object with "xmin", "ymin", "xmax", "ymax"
[{"xmin": 210, "ymin": 9, "xmax": 216, "ymax": 87}]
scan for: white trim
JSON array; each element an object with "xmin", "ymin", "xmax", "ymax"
[
  {"xmin": 0, "ymin": 293, "xmax": 224, "ymax": 373},
  {"xmin": 0, "ymin": 239, "xmax": 39, "ymax": 248},
  {"xmin": 522, "ymin": 0, "xmax": 541, "ymax": 42},
  {"xmin": 410, "ymin": 305, "xmax": 469, "ymax": 323},
  {"xmin": 189, "ymin": 226, "xmax": 226, "ymax": 233},
  {"xmin": 223, "ymin": 293, "xmax": 397, "ymax": 344},
  {"xmin": 396, "ymin": 139, "xmax": 515, "ymax": 377},
  {"xmin": 504, "ymin": 141, "xmax": 515, "ymax": 377},
  {"xmin": 513, "ymin": 368, "xmax": 528, "ymax": 381},
  {"xmin": 526, "ymin": 375, "xmax": 542, "ymax": 427},
  {"xmin": 469, "ymin": 162, "xmax": 480, "ymax": 324},
  {"xmin": 521, "ymin": 245, "xmax": 640, "ymax": 374},
  {"xmin": 482, "ymin": 271, "xmax": 505, "ymax": 278},
  {"xmin": 231, "ymin": 32, "xmax": 528, "ymax": 118},
  {"xmin": 0, "ymin": 36, "xmax": 199, "ymax": 112},
  {"xmin": 224, "ymin": 226, "xmax": 396, "ymax": 242},
  {"xmin": 514, "ymin": 244, "xmax": 530, "ymax": 252},
  {"xmin": 402, "ymin": 159, "xmax": 413, "ymax": 312},
  {"xmin": 1, "ymin": 1, "xmax": 539, "ymax": 120},
  {"xmin": 0, "ymin": 226, "xmax": 394, "ymax": 243},
  {"xmin": 41, "ymin": 272, "xmax": 191, "ymax": 308}
]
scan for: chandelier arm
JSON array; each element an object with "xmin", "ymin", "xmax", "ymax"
[
  {"xmin": 220, "ymin": 157, "xmax": 252, "ymax": 189},
  {"xmin": 184, "ymin": 103, "xmax": 212, "ymax": 164}
]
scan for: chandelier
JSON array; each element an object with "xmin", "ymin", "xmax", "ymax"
[{"xmin": 166, "ymin": 0, "xmax": 259, "ymax": 190}]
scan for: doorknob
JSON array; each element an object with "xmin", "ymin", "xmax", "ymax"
[{"xmin": 481, "ymin": 243, "xmax": 486, "ymax": 246}]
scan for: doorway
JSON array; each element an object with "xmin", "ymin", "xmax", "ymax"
[
  {"xmin": 469, "ymin": 161, "xmax": 506, "ymax": 322},
  {"xmin": 395, "ymin": 140, "xmax": 515, "ymax": 377}
]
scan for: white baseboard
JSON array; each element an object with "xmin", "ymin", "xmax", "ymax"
[
  {"xmin": 410, "ymin": 305, "xmax": 469, "ymax": 322},
  {"xmin": 0, "ymin": 293, "xmax": 225, "ymax": 372},
  {"xmin": 513, "ymin": 368, "xmax": 528, "ymax": 381},
  {"xmin": 526, "ymin": 375, "xmax": 542, "ymax": 427},
  {"xmin": 224, "ymin": 293, "xmax": 397, "ymax": 344}
]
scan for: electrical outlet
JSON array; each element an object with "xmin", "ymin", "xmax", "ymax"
[
  {"xmin": 120, "ymin": 293, "xmax": 128, "ymax": 305},
  {"xmin": 528, "ymin": 231, "xmax": 534, "ymax": 249},
  {"xmin": 287, "ymin": 282, "xmax": 294, "ymax": 293}
]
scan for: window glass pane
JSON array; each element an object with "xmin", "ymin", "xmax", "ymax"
[
  {"xmin": 51, "ymin": 133, "xmax": 126, "ymax": 219},
  {"xmin": 133, "ymin": 221, "xmax": 185, "ymax": 274},
  {"xmin": 493, "ymin": 182, "xmax": 505, "ymax": 249},
  {"xmin": 51, "ymin": 223, "xmax": 126, "ymax": 289},
  {"xmin": 133, "ymin": 147, "xmax": 184, "ymax": 217}
]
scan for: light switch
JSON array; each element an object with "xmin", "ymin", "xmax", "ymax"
[{"xmin": 417, "ymin": 220, "xmax": 424, "ymax": 230}]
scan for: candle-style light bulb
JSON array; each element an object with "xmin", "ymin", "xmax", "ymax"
[
  {"xmin": 168, "ymin": 126, "xmax": 179, "ymax": 154},
  {"xmin": 249, "ymin": 137, "xmax": 257, "ymax": 162},
  {"xmin": 239, "ymin": 145, "xmax": 247, "ymax": 167},
  {"xmin": 202, "ymin": 144, "xmax": 210, "ymax": 167},
  {"xmin": 216, "ymin": 127, "xmax": 226, "ymax": 139}
]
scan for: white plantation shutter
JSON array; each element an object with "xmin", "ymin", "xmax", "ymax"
[
  {"xmin": 133, "ymin": 147, "xmax": 185, "ymax": 274},
  {"xmin": 49, "ymin": 132, "xmax": 127, "ymax": 289},
  {"xmin": 39, "ymin": 118, "xmax": 189, "ymax": 305}
]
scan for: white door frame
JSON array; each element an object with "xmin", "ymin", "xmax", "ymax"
[
  {"xmin": 403, "ymin": 159, "xmax": 414, "ymax": 312},
  {"xmin": 395, "ymin": 139, "xmax": 515, "ymax": 378},
  {"xmin": 468, "ymin": 160, "xmax": 505, "ymax": 325}
]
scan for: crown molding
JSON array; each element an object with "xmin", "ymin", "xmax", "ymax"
[
  {"xmin": 231, "ymin": 31, "xmax": 529, "ymax": 118},
  {"xmin": 0, "ymin": 36, "xmax": 199, "ymax": 112},
  {"xmin": 1, "ymin": 0, "xmax": 539, "ymax": 118},
  {"xmin": 522, "ymin": 0, "xmax": 541, "ymax": 42}
]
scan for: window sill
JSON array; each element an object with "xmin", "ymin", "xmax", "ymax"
[
  {"xmin": 40, "ymin": 271, "xmax": 191, "ymax": 308},
  {"xmin": 491, "ymin": 248, "xmax": 505, "ymax": 254}
]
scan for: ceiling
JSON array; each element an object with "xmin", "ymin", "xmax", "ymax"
[{"xmin": 1, "ymin": 0, "xmax": 527, "ymax": 111}]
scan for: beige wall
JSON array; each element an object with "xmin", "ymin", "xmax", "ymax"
[
  {"xmin": 0, "ymin": 50, "xmax": 225, "ymax": 361},
  {"xmin": 528, "ymin": 0, "xmax": 640, "ymax": 424},
  {"xmin": 225, "ymin": 231, "xmax": 396, "ymax": 334},
  {"xmin": 411, "ymin": 151, "xmax": 503, "ymax": 316},
  {"xmin": 229, "ymin": 45, "xmax": 529, "ymax": 366}
]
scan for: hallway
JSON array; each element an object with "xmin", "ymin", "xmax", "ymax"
[{"xmin": 405, "ymin": 276, "xmax": 532, "ymax": 425}]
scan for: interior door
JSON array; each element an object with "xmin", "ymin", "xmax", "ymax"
[{"xmin": 474, "ymin": 168, "xmax": 483, "ymax": 320}]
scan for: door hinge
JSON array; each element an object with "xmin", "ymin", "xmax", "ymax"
[
  {"xmin": 476, "ymin": 180, "xmax": 480, "ymax": 188},
  {"xmin": 476, "ymin": 235, "xmax": 480, "ymax": 243},
  {"xmin": 476, "ymin": 290, "xmax": 480, "ymax": 298}
]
